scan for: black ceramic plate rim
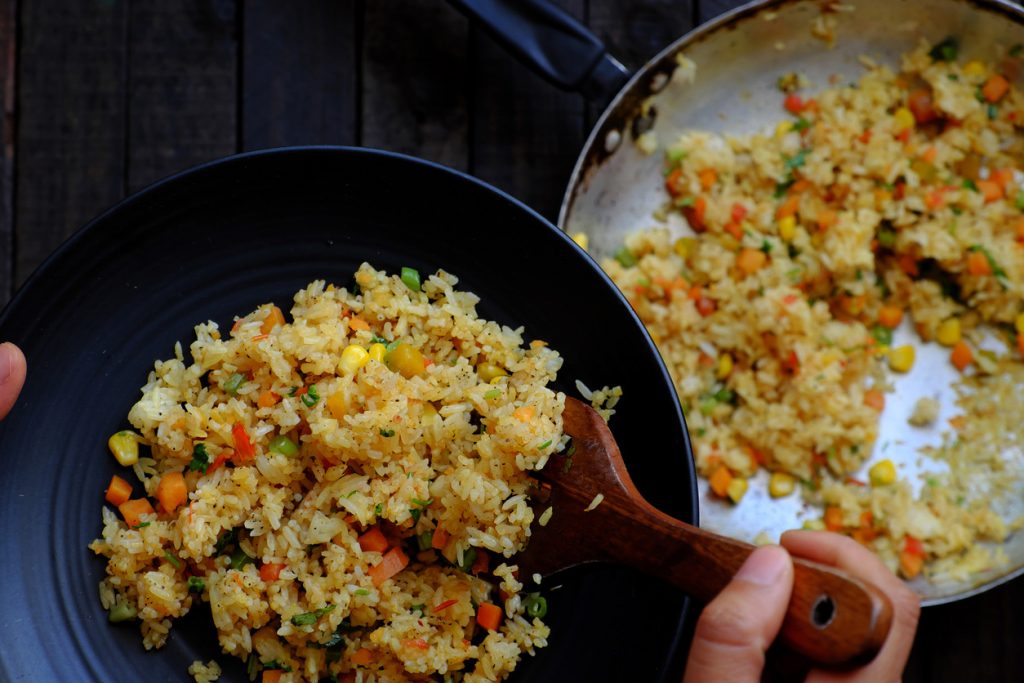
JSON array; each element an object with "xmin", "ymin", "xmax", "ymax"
[{"xmin": 0, "ymin": 145, "xmax": 698, "ymax": 681}]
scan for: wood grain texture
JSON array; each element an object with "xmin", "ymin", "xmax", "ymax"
[
  {"xmin": 361, "ymin": 0, "xmax": 470, "ymax": 169},
  {"xmin": 15, "ymin": 0, "xmax": 128, "ymax": 288},
  {"xmin": 468, "ymin": 0, "xmax": 585, "ymax": 220},
  {"xmin": 242, "ymin": 0, "xmax": 358, "ymax": 150},
  {"xmin": 0, "ymin": 0, "xmax": 14, "ymax": 305},
  {"xmin": 127, "ymin": 0, "xmax": 237, "ymax": 191}
]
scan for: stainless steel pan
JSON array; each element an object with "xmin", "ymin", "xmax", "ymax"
[{"xmin": 454, "ymin": 0, "xmax": 1024, "ymax": 605}]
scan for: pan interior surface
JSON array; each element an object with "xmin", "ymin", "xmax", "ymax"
[
  {"xmin": 0, "ymin": 148, "xmax": 695, "ymax": 681},
  {"xmin": 562, "ymin": 0, "xmax": 1024, "ymax": 605}
]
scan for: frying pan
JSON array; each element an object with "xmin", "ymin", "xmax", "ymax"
[
  {"xmin": 0, "ymin": 148, "xmax": 697, "ymax": 681},
  {"xmin": 452, "ymin": 0, "xmax": 1024, "ymax": 604}
]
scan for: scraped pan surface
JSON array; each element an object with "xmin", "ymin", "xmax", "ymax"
[
  {"xmin": 560, "ymin": 0, "xmax": 1024, "ymax": 605},
  {"xmin": 0, "ymin": 148, "xmax": 697, "ymax": 682}
]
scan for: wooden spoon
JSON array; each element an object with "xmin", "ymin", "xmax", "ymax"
[{"xmin": 514, "ymin": 397, "xmax": 893, "ymax": 669}]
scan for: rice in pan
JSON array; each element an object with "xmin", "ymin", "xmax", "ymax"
[
  {"xmin": 602, "ymin": 40, "xmax": 1024, "ymax": 583},
  {"xmin": 91, "ymin": 263, "xmax": 566, "ymax": 682}
]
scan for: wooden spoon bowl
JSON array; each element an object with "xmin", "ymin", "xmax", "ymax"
[{"xmin": 514, "ymin": 397, "xmax": 893, "ymax": 669}]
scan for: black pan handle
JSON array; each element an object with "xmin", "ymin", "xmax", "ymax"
[{"xmin": 448, "ymin": 0, "xmax": 630, "ymax": 104}]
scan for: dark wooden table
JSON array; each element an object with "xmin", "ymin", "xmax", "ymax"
[{"xmin": 1, "ymin": 1, "xmax": 1021, "ymax": 680}]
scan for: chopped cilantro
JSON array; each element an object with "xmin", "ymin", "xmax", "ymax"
[
  {"xmin": 291, "ymin": 604, "xmax": 336, "ymax": 626},
  {"xmin": 379, "ymin": 428, "xmax": 395, "ymax": 437},
  {"xmin": 187, "ymin": 576, "xmax": 205, "ymax": 593},
  {"xmin": 188, "ymin": 443, "xmax": 210, "ymax": 473}
]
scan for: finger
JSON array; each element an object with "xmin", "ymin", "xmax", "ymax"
[
  {"xmin": 0, "ymin": 342, "xmax": 27, "ymax": 421},
  {"xmin": 684, "ymin": 545, "xmax": 794, "ymax": 683},
  {"xmin": 781, "ymin": 530, "xmax": 920, "ymax": 683}
]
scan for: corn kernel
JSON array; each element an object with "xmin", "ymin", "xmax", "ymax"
[
  {"xmin": 571, "ymin": 232, "xmax": 589, "ymax": 250},
  {"xmin": 327, "ymin": 391, "xmax": 347, "ymax": 420},
  {"xmin": 716, "ymin": 353, "xmax": 734, "ymax": 380},
  {"xmin": 108, "ymin": 431, "xmax": 141, "ymax": 467},
  {"xmin": 1015, "ymin": 312, "xmax": 1024, "ymax": 336},
  {"xmin": 477, "ymin": 362, "xmax": 507, "ymax": 383},
  {"xmin": 339, "ymin": 344, "xmax": 370, "ymax": 374},
  {"xmin": 367, "ymin": 343, "xmax": 387, "ymax": 363},
  {"xmin": 726, "ymin": 477, "xmax": 748, "ymax": 504},
  {"xmin": 802, "ymin": 519, "xmax": 826, "ymax": 531},
  {"xmin": 778, "ymin": 215, "xmax": 796, "ymax": 241},
  {"xmin": 385, "ymin": 342, "xmax": 426, "ymax": 378},
  {"xmin": 674, "ymin": 236, "xmax": 698, "ymax": 259},
  {"xmin": 869, "ymin": 458, "xmax": 897, "ymax": 486},
  {"xmin": 769, "ymin": 472, "xmax": 796, "ymax": 498},
  {"xmin": 963, "ymin": 60, "xmax": 987, "ymax": 78},
  {"xmin": 888, "ymin": 344, "xmax": 915, "ymax": 373},
  {"xmin": 893, "ymin": 107, "xmax": 915, "ymax": 131},
  {"xmin": 775, "ymin": 120, "xmax": 794, "ymax": 139},
  {"xmin": 936, "ymin": 318, "xmax": 961, "ymax": 347}
]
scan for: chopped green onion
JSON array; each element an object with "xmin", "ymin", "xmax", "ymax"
[
  {"xmin": 783, "ymin": 148, "xmax": 809, "ymax": 171},
  {"xmin": 792, "ymin": 117, "xmax": 811, "ymax": 132},
  {"xmin": 301, "ymin": 384, "xmax": 320, "ymax": 407},
  {"xmin": 214, "ymin": 528, "xmax": 237, "ymax": 554},
  {"xmin": 1015, "ymin": 190, "xmax": 1024, "ymax": 211},
  {"xmin": 871, "ymin": 324, "xmax": 893, "ymax": 347},
  {"xmin": 674, "ymin": 195, "xmax": 696, "ymax": 207},
  {"xmin": 163, "ymin": 551, "xmax": 182, "ymax": 569},
  {"xmin": 760, "ymin": 240, "xmax": 773, "ymax": 254},
  {"xmin": 268, "ymin": 434, "xmax": 299, "ymax": 456},
  {"xmin": 537, "ymin": 439, "xmax": 552, "ymax": 451},
  {"xmin": 262, "ymin": 660, "xmax": 293, "ymax": 672},
  {"xmin": 614, "ymin": 247, "xmax": 637, "ymax": 268},
  {"xmin": 374, "ymin": 503, "xmax": 383, "ymax": 516},
  {"xmin": 987, "ymin": 103, "xmax": 998, "ymax": 120},
  {"xmin": 774, "ymin": 178, "xmax": 795, "ymax": 198},
  {"xmin": 132, "ymin": 521, "xmax": 151, "ymax": 529},
  {"xmin": 385, "ymin": 339, "xmax": 402, "ymax": 353},
  {"xmin": 698, "ymin": 395, "xmax": 718, "ymax": 416},
  {"xmin": 230, "ymin": 547, "xmax": 254, "ymax": 570},
  {"xmin": 354, "ymin": 589, "xmax": 370, "ymax": 596},
  {"xmin": 666, "ymin": 146, "xmax": 688, "ymax": 163},
  {"xmin": 410, "ymin": 508, "xmax": 422, "ymax": 524},
  {"xmin": 379, "ymin": 428, "xmax": 395, "ymax": 437},
  {"xmin": 411, "ymin": 603, "xmax": 426, "ymax": 616},
  {"xmin": 187, "ymin": 576, "xmax": 205, "ymax": 594},
  {"xmin": 928, "ymin": 36, "xmax": 958, "ymax": 62},
  {"xmin": 371, "ymin": 334, "xmax": 389, "ymax": 345},
  {"xmin": 484, "ymin": 388, "xmax": 501, "ymax": 400},
  {"xmin": 188, "ymin": 443, "xmax": 210, "ymax": 473},
  {"xmin": 417, "ymin": 531, "xmax": 434, "ymax": 551},
  {"xmin": 713, "ymin": 388, "xmax": 735, "ymax": 404},
  {"xmin": 962, "ymin": 178, "xmax": 978, "ymax": 192},
  {"xmin": 291, "ymin": 604, "xmax": 336, "ymax": 626},
  {"xmin": 223, "ymin": 373, "xmax": 245, "ymax": 396},
  {"xmin": 458, "ymin": 548, "xmax": 478, "ymax": 572},
  {"xmin": 877, "ymin": 227, "xmax": 897, "ymax": 249},
  {"xmin": 523, "ymin": 593, "xmax": 548, "ymax": 619},
  {"xmin": 108, "ymin": 601, "xmax": 137, "ymax": 623},
  {"xmin": 411, "ymin": 497, "xmax": 432, "ymax": 508},
  {"xmin": 401, "ymin": 267, "xmax": 422, "ymax": 292},
  {"xmin": 1011, "ymin": 44, "xmax": 1024, "ymax": 58}
]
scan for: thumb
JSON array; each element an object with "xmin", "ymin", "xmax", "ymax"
[
  {"xmin": 0, "ymin": 342, "xmax": 27, "ymax": 420},
  {"xmin": 683, "ymin": 545, "xmax": 794, "ymax": 683}
]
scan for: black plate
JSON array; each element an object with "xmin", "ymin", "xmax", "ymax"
[{"xmin": 0, "ymin": 147, "xmax": 697, "ymax": 682}]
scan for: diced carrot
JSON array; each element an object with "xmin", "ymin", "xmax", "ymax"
[
  {"xmin": 402, "ymin": 638, "xmax": 430, "ymax": 650},
  {"xmin": 368, "ymin": 547, "xmax": 409, "ymax": 586},
  {"xmin": 736, "ymin": 248, "xmax": 767, "ymax": 274},
  {"xmin": 262, "ymin": 671, "xmax": 283, "ymax": 683},
  {"xmin": 431, "ymin": 526, "xmax": 450, "ymax": 550},
  {"xmin": 951, "ymin": 340, "xmax": 973, "ymax": 372},
  {"xmin": 731, "ymin": 202, "xmax": 748, "ymax": 223},
  {"xmin": 232, "ymin": 422, "xmax": 255, "ymax": 462},
  {"xmin": 966, "ymin": 251, "xmax": 992, "ymax": 276},
  {"xmin": 784, "ymin": 94, "xmax": 804, "ymax": 114},
  {"xmin": 155, "ymin": 471, "xmax": 188, "ymax": 513},
  {"xmin": 471, "ymin": 549, "xmax": 490, "ymax": 575},
  {"xmin": 816, "ymin": 208, "xmax": 837, "ymax": 232},
  {"xmin": 683, "ymin": 196, "xmax": 707, "ymax": 232},
  {"xmin": 776, "ymin": 194, "xmax": 800, "ymax": 219},
  {"xmin": 352, "ymin": 648, "xmax": 374, "ymax": 666},
  {"xmin": 513, "ymin": 405, "xmax": 536, "ymax": 422},
  {"xmin": 899, "ymin": 551, "xmax": 925, "ymax": 578},
  {"xmin": 1017, "ymin": 333, "xmax": 1024, "ymax": 357},
  {"xmin": 897, "ymin": 254, "xmax": 919, "ymax": 277},
  {"xmin": 665, "ymin": 168, "xmax": 684, "ymax": 196},
  {"xmin": 893, "ymin": 182, "xmax": 906, "ymax": 200},
  {"xmin": 358, "ymin": 526, "xmax": 389, "ymax": 553},
  {"xmin": 990, "ymin": 167, "xmax": 1015, "ymax": 189},
  {"xmin": 708, "ymin": 465, "xmax": 733, "ymax": 498},
  {"xmin": 896, "ymin": 128, "xmax": 911, "ymax": 143},
  {"xmin": 858, "ymin": 129, "xmax": 872, "ymax": 144},
  {"xmin": 105, "ymin": 475, "xmax": 133, "ymax": 506},
  {"xmin": 724, "ymin": 221, "xmax": 744, "ymax": 240},
  {"xmin": 207, "ymin": 451, "xmax": 232, "ymax": 474},
  {"xmin": 119, "ymin": 498, "xmax": 155, "ymax": 528},
  {"xmin": 260, "ymin": 563, "xmax": 285, "ymax": 582},
  {"xmin": 903, "ymin": 535, "xmax": 925, "ymax": 556},
  {"xmin": 877, "ymin": 305, "xmax": 903, "ymax": 328},
  {"xmin": 695, "ymin": 296, "xmax": 717, "ymax": 317},
  {"xmin": 803, "ymin": 98, "xmax": 820, "ymax": 113},
  {"xmin": 976, "ymin": 179, "xmax": 1003, "ymax": 203},
  {"xmin": 783, "ymin": 350, "xmax": 799, "ymax": 375},
  {"xmin": 824, "ymin": 505, "xmax": 844, "ymax": 532},
  {"xmin": 348, "ymin": 316, "xmax": 370, "ymax": 332},
  {"xmin": 789, "ymin": 179, "xmax": 812, "ymax": 195},
  {"xmin": 1015, "ymin": 217, "xmax": 1024, "ymax": 243},
  {"xmin": 863, "ymin": 389, "xmax": 886, "ymax": 411},
  {"xmin": 433, "ymin": 598, "xmax": 459, "ymax": 613},
  {"xmin": 907, "ymin": 88, "xmax": 938, "ymax": 124},
  {"xmin": 982, "ymin": 73, "xmax": 1010, "ymax": 102},
  {"xmin": 257, "ymin": 390, "xmax": 281, "ymax": 409},
  {"xmin": 688, "ymin": 285, "xmax": 702, "ymax": 301},
  {"xmin": 476, "ymin": 602, "xmax": 503, "ymax": 631},
  {"xmin": 698, "ymin": 168, "xmax": 718, "ymax": 190},
  {"xmin": 260, "ymin": 305, "xmax": 286, "ymax": 335},
  {"xmin": 925, "ymin": 189, "xmax": 946, "ymax": 210},
  {"xmin": 920, "ymin": 146, "xmax": 938, "ymax": 164}
]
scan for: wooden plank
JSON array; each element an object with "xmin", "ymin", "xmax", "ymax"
[
  {"xmin": 15, "ymin": 0, "xmax": 128, "ymax": 288},
  {"xmin": 127, "ymin": 0, "xmax": 238, "ymax": 192},
  {"xmin": 361, "ymin": 0, "xmax": 470, "ymax": 170},
  {"xmin": 242, "ymin": 0, "xmax": 358, "ymax": 150},
  {"xmin": 468, "ymin": 0, "xmax": 586, "ymax": 222},
  {"xmin": 0, "ymin": 0, "xmax": 15, "ymax": 305}
]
